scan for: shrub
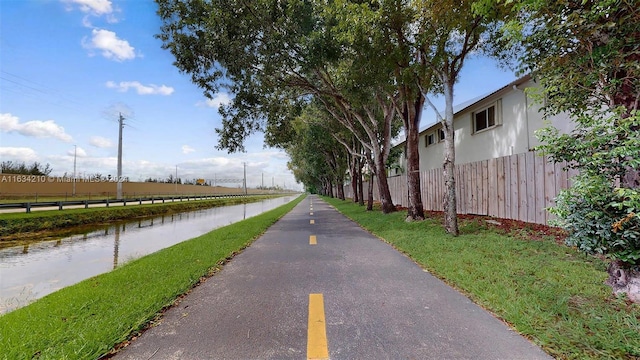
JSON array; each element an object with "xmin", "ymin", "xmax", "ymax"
[{"xmin": 538, "ymin": 110, "xmax": 640, "ymax": 267}]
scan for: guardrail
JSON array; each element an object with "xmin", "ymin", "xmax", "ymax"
[{"xmin": 0, "ymin": 194, "xmax": 252, "ymax": 213}]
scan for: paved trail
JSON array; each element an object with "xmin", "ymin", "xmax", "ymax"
[{"xmin": 116, "ymin": 195, "xmax": 551, "ymax": 359}]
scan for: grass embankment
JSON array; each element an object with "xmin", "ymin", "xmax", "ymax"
[
  {"xmin": 324, "ymin": 197, "xmax": 640, "ymax": 360},
  {"xmin": 0, "ymin": 194, "xmax": 304, "ymax": 359},
  {"xmin": 0, "ymin": 195, "xmax": 282, "ymax": 240}
]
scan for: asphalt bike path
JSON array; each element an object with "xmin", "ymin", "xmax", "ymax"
[{"xmin": 116, "ymin": 195, "xmax": 551, "ymax": 359}]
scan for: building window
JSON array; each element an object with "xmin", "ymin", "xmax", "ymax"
[
  {"xmin": 475, "ymin": 105, "xmax": 495, "ymax": 132},
  {"xmin": 425, "ymin": 133, "xmax": 436, "ymax": 147},
  {"xmin": 473, "ymin": 104, "xmax": 496, "ymax": 132},
  {"xmin": 438, "ymin": 128, "xmax": 445, "ymax": 142}
]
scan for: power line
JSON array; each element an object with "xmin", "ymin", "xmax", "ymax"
[{"xmin": 1, "ymin": 70, "xmax": 85, "ymax": 107}]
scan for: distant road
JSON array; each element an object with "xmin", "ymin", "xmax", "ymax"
[{"xmin": 0, "ymin": 194, "xmax": 262, "ymax": 214}]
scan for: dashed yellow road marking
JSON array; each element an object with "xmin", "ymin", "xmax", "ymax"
[
  {"xmin": 307, "ymin": 294, "xmax": 329, "ymax": 360},
  {"xmin": 310, "ymin": 212, "xmax": 314, "ymax": 216},
  {"xmin": 310, "ymin": 219, "xmax": 315, "ymax": 224},
  {"xmin": 309, "ymin": 235, "xmax": 317, "ymax": 245}
]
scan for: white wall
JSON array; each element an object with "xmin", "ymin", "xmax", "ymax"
[{"xmin": 408, "ymin": 79, "xmax": 573, "ymax": 172}]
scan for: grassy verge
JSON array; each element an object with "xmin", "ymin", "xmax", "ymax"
[
  {"xmin": 0, "ymin": 195, "xmax": 284, "ymax": 239},
  {"xmin": 0, "ymin": 194, "xmax": 304, "ymax": 359},
  {"xmin": 323, "ymin": 197, "xmax": 640, "ymax": 360}
]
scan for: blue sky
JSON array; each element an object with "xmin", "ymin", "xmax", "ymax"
[{"xmin": 0, "ymin": 0, "xmax": 517, "ymax": 190}]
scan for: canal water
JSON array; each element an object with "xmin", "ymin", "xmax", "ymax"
[{"xmin": 0, "ymin": 195, "xmax": 297, "ymax": 314}]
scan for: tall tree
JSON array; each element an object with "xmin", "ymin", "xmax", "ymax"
[
  {"xmin": 328, "ymin": 1, "xmax": 426, "ymax": 220},
  {"xmin": 413, "ymin": 1, "xmax": 503, "ymax": 235},
  {"xmin": 330, "ymin": 1, "xmax": 507, "ymax": 230}
]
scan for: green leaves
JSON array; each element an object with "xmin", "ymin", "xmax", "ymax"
[
  {"xmin": 490, "ymin": 0, "xmax": 640, "ymax": 117},
  {"xmin": 540, "ymin": 112, "xmax": 640, "ymax": 266}
]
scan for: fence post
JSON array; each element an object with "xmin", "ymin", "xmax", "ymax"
[
  {"xmin": 84, "ymin": 200, "xmax": 89, "ymax": 209},
  {"xmin": 26, "ymin": 203, "xmax": 31, "ymax": 213},
  {"xmin": 106, "ymin": 198, "xmax": 109, "ymax": 208},
  {"xmin": 58, "ymin": 202, "xmax": 63, "ymax": 210}
]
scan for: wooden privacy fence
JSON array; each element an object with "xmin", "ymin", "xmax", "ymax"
[{"xmin": 343, "ymin": 151, "xmax": 577, "ymax": 225}]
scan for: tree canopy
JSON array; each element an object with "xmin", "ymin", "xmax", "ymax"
[{"xmin": 155, "ymin": 0, "xmax": 515, "ymax": 234}]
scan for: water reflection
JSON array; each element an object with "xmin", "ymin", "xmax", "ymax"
[{"xmin": 0, "ymin": 196, "xmax": 294, "ymax": 314}]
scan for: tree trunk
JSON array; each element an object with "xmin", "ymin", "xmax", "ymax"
[
  {"xmin": 357, "ymin": 162, "xmax": 365, "ymax": 206},
  {"xmin": 442, "ymin": 80, "xmax": 459, "ymax": 235},
  {"xmin": 375, "ymin": 155, "xmax": 396, "ymax": 214},
  {"xmin": 367, "ymin": 174, "xmax": 374, "ymax": 211},
  {"xmin": 328, "ymin": 179, "xmax": 334, "ymax": 198},
  {"xmin": 623, "ymin": 168, "xmax": 640, "ymax": 189},
  {"xmin": 404, "ymin": 93, "xmax": 425, "ymax": 221},
  {"xmin": 606, "ymin": 260, "xmax": 640, "ymax": 303},
  {"xmin": 337, "ymin": 175, "xmax": 345, "ymax": 200},
  {"xmin": 350, "ymin": 155, "xmax": 359, "ymax": 203}
]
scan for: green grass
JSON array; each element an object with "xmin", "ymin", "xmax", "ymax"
[
  {"xmin": 0, "ymin": 195, "xmax": 283, "ymax": 238},
  {"xmin": 323, "ymin": 197, "xmax": 640, "ymax": 360},
  {"xmin": 0, "ymin": 194, "xmax": 305, "ymax": 360}
]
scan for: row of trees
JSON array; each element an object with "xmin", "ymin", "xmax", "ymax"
[
  {"xmin": 156, "ymin": 0, "xmax": 640, "ymax": 294},
  {"xmin": 144, "ymin": 176, "xmax": 211, "ymax": 185},
  {"xmin": 156, "ymin": 0, "xmax": 509, "ymax": 234},
  {"xmin": 144, "ymin": 174, "xmax": 184, "ymax": 184},
  {"xmin": 1, "ymin": 161, "xmax": 53, "ymax": 176}
]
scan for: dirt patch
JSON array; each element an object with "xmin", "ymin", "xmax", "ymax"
[{"xmin": 395, "ymin": 206, "xmax": 568, "ymax": 244}]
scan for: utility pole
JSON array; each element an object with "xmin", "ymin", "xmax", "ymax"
[
  {"xmin": 73, "ymin": 145, "xmax": 77, "ymax": 196},
  {"xmin": 261, "ymin": 172, "xmax": 264, "ymax": 189},
  {"xmin": 116, "ymin": 113, "xmax": 124, "ymax": 199},
  {"xmin": 175, "ymin": 165, "xmax": 178, "ymax": 194},
  {"xmin": 243, "ymin": 162, "xmax": 247, "ymax": 195}
]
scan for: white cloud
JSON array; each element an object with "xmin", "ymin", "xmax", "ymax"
[
  {"xmin": 81, "ymin": 16, "xmax": 94, "ymax": 28},
  {"xmin": 0, "ymin": 113, "xmax": 73, "ymax": 142},
  {"xmin": 62, "ymin": 0, "xmax": 113, "ymax": 15},
  {"xmin": 106, "ymin": 81, "xmax": 174, "ymax": 95},
  {"xmin": 89, "ymin": 136, "xmax": 113, "ymax": 148},
  {"xmin": 23, "ymin": 150, "xmax": 300, "ymax": 190},
  {"xmin": 63, "ymin": 0, "xmax": 119, "ymax": 27},
  {"xmin": 0, "ymin": 147, "xmax": 38, "ymax": 162},
  {"xmin": 182, "ymin": 145, "xmax": 196, "ymax": 154},
  {"xmin": 197, "ymin": 93, "xmax": 232, "ymax": 108},
  {"xmin": 82, "ymin": 29, "xmax": 136, "ymax": 62},
  {"xmin": 66, "ymin": 147, "xmax": 88, "ymax": 157}
]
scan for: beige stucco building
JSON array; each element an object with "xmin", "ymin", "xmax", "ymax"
[{"xmin": 394, "ymin": 75, "xmax": 573, "ymax": 174}]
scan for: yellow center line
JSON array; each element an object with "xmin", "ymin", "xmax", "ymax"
[
  {"xmin": 309, "ymin": 235, "xmax": 317, "ymax": 245},
  {"xmin": 310, "ymin": 219, "xmax": 315, "ymax": 224},
  {"xmin": 307, "ymin": 294, "xmax": 329, "ymax": 360}
]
